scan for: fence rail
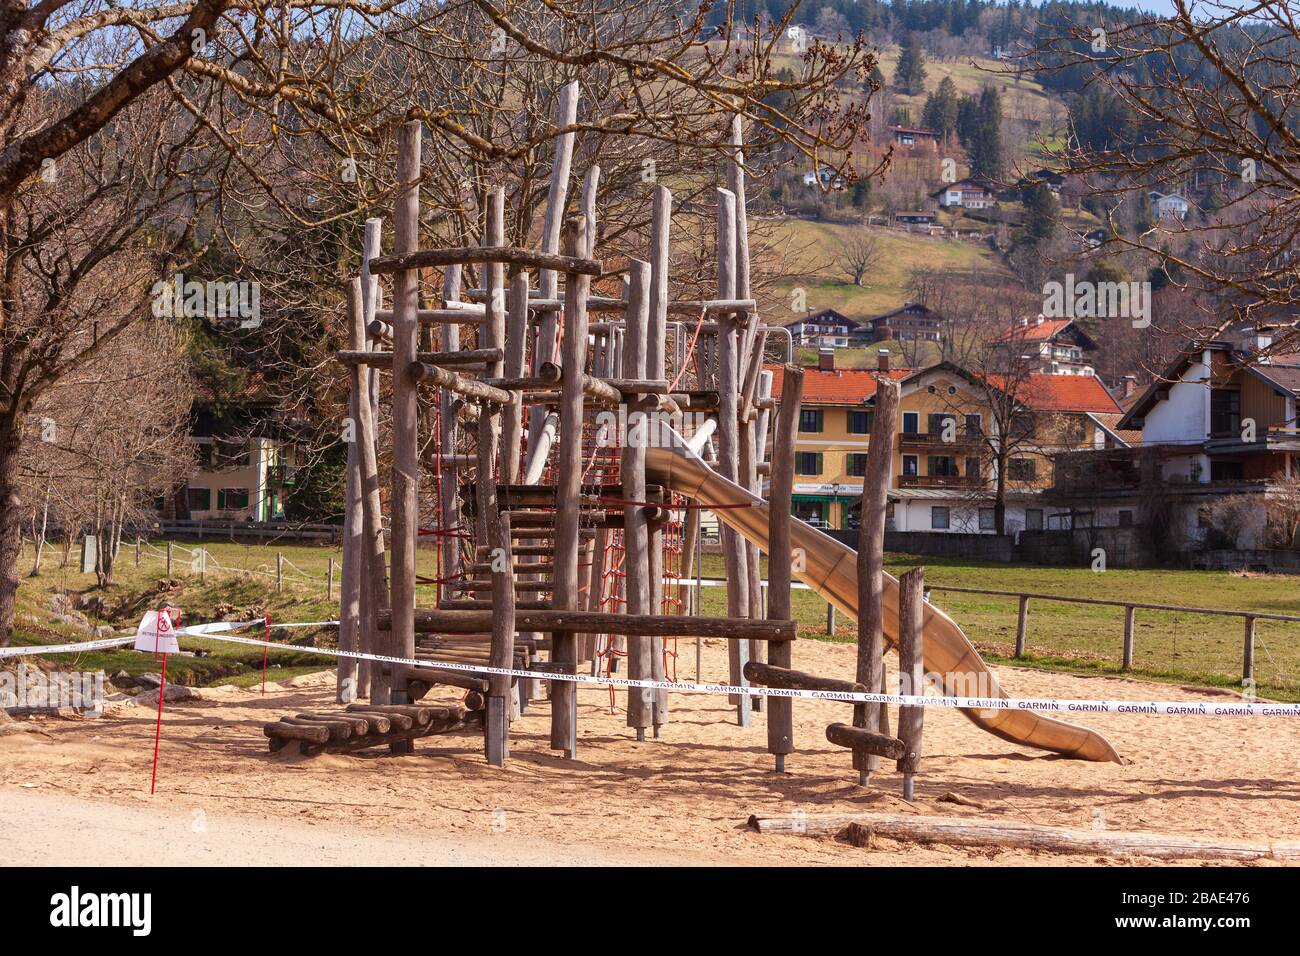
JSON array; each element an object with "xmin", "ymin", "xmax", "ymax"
[
  {"xmin": 159, "ymin": 519, "xmax": 342, "ymax": 543},
  {"xmin": 924, "ymin": 583, "xmax": 1282, "ymax": 681}
]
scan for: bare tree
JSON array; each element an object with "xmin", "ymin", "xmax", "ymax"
[{"xmin": 840, "ymin": 232, "xmax": 883, "ymax": 286}]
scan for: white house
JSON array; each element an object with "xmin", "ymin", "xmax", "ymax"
[{"xmin": 1148, "ymin": 191, "xmax": 1190, "ymax": 220}]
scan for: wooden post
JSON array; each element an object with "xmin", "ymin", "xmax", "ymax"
[
  {"xmin": 502, "ymin": 268, "xmax": 529, "ymax": 483},
  {"xmin": 1015, "ymin": 595, "xmax": 1029, "ymax": 658},
  {"xmin": 855, "ymin": 377, "xmax": 899, "ymax": 785},
  {"xmin": 897, "ymin": 566, "xmax": 925, "ymax": 801},
  {"xmin": 166, "ymin": 541, "xmax": 173, "ymax": 576},
  {"xmin": 1122, "ymin": 604, "xmax": 1136, "ymax": 671},
  {"xmin": 486, "ymin": 507, "xmax": 515, "ymax": 767},
  {"xmin": 715, "ymin": 186, "xmax": 750, "ymax": 726},
  {"xmin": 348, "ymin": 279, "xmax": 391, "ymax": 704},
  {"xmin": 550, "ymin": 211, "xmax": 592, "ymax": 758},
  {"xmin": 276, "ymin": 552, "xmax": 283, "ymax": 592},
  {"xmin": 826, "ymin": 603, "xmax": 836, "ymax": 636},
  {"xmin": 338, "ymin": 285, "xmax": 366, "ymax": 703},
  {"xmin": 767, "ymin": 365, "xmax": 803, "ymax": 772},
  {"xmin": 1243, "ymin": 615, "xmax": 1256, "ymax": 683},
  {"xmin": 647, "ymin": 188, "xmax": 671, "ymax": 733},
  {"xmin": 527, "ymin": 81, "xmax": 579, "ymax": 455},
  {"xmin": 135, "ymin": 537, "xmax": 140, "ymax": 567},
  {"xmin": 359, "ymin": 217, "xmax": 384, "ymax": 696},
  {"xmin": 439, "ymin": 263, "xmax": 463, "ymax": 593},
  {"xmin": 623, "ymin": 258, "xmax": 654, "ymax": 738},
  {"xmin": 388, "ymin": 119, "xmax": 422, "ymax": 728},
  {"xmin": 327, "ymin": 557, "xmax": 335, "ymax": 600}
]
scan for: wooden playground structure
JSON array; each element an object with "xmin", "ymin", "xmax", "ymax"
[{"xmin": 261, "ymin": 87, "xmax": 932, "ymax": 794}]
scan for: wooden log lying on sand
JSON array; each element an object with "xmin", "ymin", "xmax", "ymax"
[
  {"xmin": 264, "ymin": 721, "xmax": 328, "ymax": 744},
  {"xmin": 746, "ymin": 811, "xmax": 1300, "ymax": 863},
  {"xmin": 825, "ymin": 723, "xmax": 906, "ymax": 761},
  {"xmin": 744, "ymin": 661, "xmax": 865, "ymax": 697},
  {"xmin": 295, "ymin": 712, "xmax": 390, "ymax": 735}
]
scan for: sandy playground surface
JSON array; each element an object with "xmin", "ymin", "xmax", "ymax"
[{"xmin": 2, "ymin": 637, "xmax": 1298, "ymax": 866}]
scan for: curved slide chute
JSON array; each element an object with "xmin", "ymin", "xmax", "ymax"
[{"xmin": 644, "ymin": 426, "xmax": 1121, "ymax": 763}]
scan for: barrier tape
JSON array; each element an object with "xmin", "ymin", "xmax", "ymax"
[
  {"xmin": 0, "ymin": 636, "xmax": 137, "ymax": 658},
  {"xmin": 9, "ymin": 620, "xmax": 1290, "ymax": 718}
]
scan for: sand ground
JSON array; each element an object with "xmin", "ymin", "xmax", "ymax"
[{"xmin": 2, "ymin": 637, "xmax": 1297, "ymax": 866}]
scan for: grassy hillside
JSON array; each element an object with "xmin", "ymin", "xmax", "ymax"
[{"xmin": 769, "ymin": 218, "xmax": 1007, "ymax": 320}]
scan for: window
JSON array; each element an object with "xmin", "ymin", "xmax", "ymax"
[
  {"xmin": 1210, "ymin": 460, "xmax": 1245, "ymax": 482},
  {"xmin": 846, "ymin": 453, "xmax": 868, "ymax": 477},
  {"xmin": 964, "ymin": 414, "xmax": 983, "ymax": 437},
  {"xmin": 799, "ymin": 409, "xmax": 823, "ymax": 433},
  {"xmin": 217, "ymin": 487, "xmax": 250, "ymax": 510},
  {"xmin": 1008, "ymin": 458, "xmax": 1037, "ymax": 482},
  {"xmin": 1118, "ymin": 510, "xmax": 1133, "ymax": 528},
  {"xmin": 965, "ymin": 457, "xmax": 981, "ymax": 481},
  {"xmin": 927, "ymin": 455, "xmax": 958, "ymax": 477},
  {"xmin": 931, "ymin": 506, "xmax": 950, "ymax": 530},
  {"xmin": 847, "ymin": 410, "xmax": 873, "ymax": 434},
  {"xmin": 196, "ymin": 442, "xmax": 214, "ymax": 468},
  {"xmin": 928, "ymin": 413, "xmax": 957, "ymax": 439},
  {"xmin": 902, "ymin": 455, "xmax": 918, "ymax": 476},
  {"xmin": 902, "ymin": 411, "xmax": 919, "ymax": 434},
  {"xmin": 1210, "ymin": 389, "xmax": 1241, "ymax": 436},
  {"xmin": 796, "ymin": 452, "xmax": 823, "ymax": 476},
  {"xmin": 187, "ymin": 487, "xmax": 211, "ymax": 511},
  {"xmin": 1025, "ymin": 508, "xmax": 1043, "ymax": 531},
  {"xmin": 214, "ymin": 439, "xmax": 250, "ymax": 468},
  {"xmin": 979, "ymin": 508, "xmax": 996, "ymax": 531}
]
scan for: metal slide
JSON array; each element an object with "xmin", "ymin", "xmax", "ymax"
[{"xmin": 644, "ymin": 426, "xmax": 1122, "ymax": 763}]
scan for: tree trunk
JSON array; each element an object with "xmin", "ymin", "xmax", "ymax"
[
  {"xmin": 29, "ymin": 478, "xmax": 50, "ymax": 577},
  {"xmin": 994, "ymin": 449, "xmax": 1008, "ymax": 535},
  {"xmin": 0, "ymin": 414, "xmax": 23, "ymax": 646}
]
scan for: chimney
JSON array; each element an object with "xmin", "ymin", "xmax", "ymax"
[
  {"xmin": 877, "ymin": 348, "xmax": 891, "ymax": 373},
  {"xmin": 1035, "ymin": 314, "xmax": 1045, "ymax": 325},
  {"xmin": 1122, "ymin": 374, "xmax": 1137, "ymax": 398},
  {"xmin": 818, "ymin": 348, "xmax": 835, "ymax": 372}
]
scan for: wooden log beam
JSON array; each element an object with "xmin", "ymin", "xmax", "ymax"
[
  {"xmin": 896, "ymin": 566, "xmax": 926, "ymax": 793},
  {"xmin": 744, "ymin": 661, "xmax": 864, "ymax": 696},
  {"xmin": 263, "ymin": 721, "xmax": 329, "ymax": 744},
  {"xmin": 383, "ymin": 608, "xmax": 797, "ymax": 640},
  {"xmin": 825, "ymin": 723, "xmax": 907, "ymax": 761},
  {"xmin": 337, "ymin": 348, "xmax": 502, "ymax": 367},
  {"xmin": 368, "ymin": 246, "xmax": 602, "ymax": 277},
  {"xmin": 747, "ymin": 812, "xmax": 1295, "ymax": 863},
  {"xmin": 411, "ymin": 362, "xmax": 513, "ymax": 404}
]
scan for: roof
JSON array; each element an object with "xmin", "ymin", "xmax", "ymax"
[
  {"xmin": 893, "ymin": 210, "xmax": 936, "ymax": 218},
  {"xmin": 768, "ymin": 366, "xmax": 912, "ymax": 406},
  {"xmin": 930, "ymin": 177, "xmax": 998, "ymax": 197},
  {"xmin": 890, "ymin": 126, "xmax": 938, "ymax": 136},
  {"xmin": 1088, "ymin": 412, "xmax": 1142, "ymax": 447},
  {"xmin": 867, "ymin": 303, "xmax": 943, "ymax": 325},
  {"xmin": 997, "ymin": 317, "xmax": 1100, "ymax": 351},
  {"xmin": 1015, "ymin": 374, "xmax": 1123, "ymax": 413},
  {"xmin": 894, "ymin": 362, "xmax": 1122, "ymax": 414},
  {"xmin": 784, "ymin": 308, "xmax": 858, "ymax": 329}
]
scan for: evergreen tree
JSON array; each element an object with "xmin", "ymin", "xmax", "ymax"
[
  {"xmin": 921, "ymin": 76, "xmax": 959, "ymax": 137},
  {"xmin": 1023, "ymin": 183, "xmax": 1058, "ymax": 240},
  {"xmin": 967, "ymin": 85, "xmax": 1004, "ymax": 179},
  {"xmin": 894, "ymin": 32, "xmax": 927, "ymax": 96}
]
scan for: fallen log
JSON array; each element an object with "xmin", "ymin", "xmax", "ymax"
[
  {"xmin": 342, "ymin": 707, "xmax": 414, "ymax": 732},
  {"xmin": 747, "ymin": 811, "xmax": 1299, "ymax": 863},
  {"xmin": 263, "ymin": 721, "xmax": 328, "ymax": 744}
]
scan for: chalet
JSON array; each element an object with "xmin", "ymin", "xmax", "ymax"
[
  {"xmin": 997, "ymin": 316, "xmax": 1099, "ymax": 376},
  {"xmin": 783, "ymin": 308, "xmax": 859, "ymax": 349},
  {"xmin": 892, "ymin": 210, "xmax": 937, "ymax": 227},
  {"xmin": 1047, "ymin": 328, "xmax": 1300, "ymax": 552},
  {"xmin": 931, "ymin": 177, "xmax": 998, "ymax": 210},
  {"xmin": 1149, "ymin": 190, "xmax": 1190, "ymax": 220},
  {"xmin": 860, "ymin": 303, "xmax": 944, "ymax": 345},
  {"xmin": 890, "ymin": 126, "xmax": 940, "ymax": 147}
]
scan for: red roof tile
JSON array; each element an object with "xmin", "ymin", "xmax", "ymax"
[
  {"xmin": 767, "ymin": 366, "xmax": 912, "ymax": 406},
  {"xmin": 1014, "ymin": 373, "xmax": 1123, "ymax": 413},
  {"xmin": 998, "ymin": 318, "xmax": 1074, "ymax": 343}
]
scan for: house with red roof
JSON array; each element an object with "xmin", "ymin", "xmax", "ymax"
[{"xmin": 997, "ymin": 315, "xmax": 1099, "ymax": 376}]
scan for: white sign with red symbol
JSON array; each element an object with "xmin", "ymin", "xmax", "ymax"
[{"xmin": 134, "ymin": 608, "xmax": 183, "ymax": 654}]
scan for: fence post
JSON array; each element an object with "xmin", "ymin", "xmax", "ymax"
[
  {"xmin": 1122, "ymin": 605, "xmax": 1136, "ymax": 671},
  {"xmin": 276, "ymin": 552, "xmax": 284, "ymax": 593},
  {"xmin": 826, "ymin": 602, "xmax": 836, "ymax": 636},
  {"xmin": 199, "ymin": 547, "xmax": 206, "ymax": 583},
  {"xmin": 166, "ymin": 542, "xmax": 173, "ymax": 576},
  {"xmin": 327, "ymin": 557, "xmax": 335, "ymax": 600},
  {"xmin": 1014, "ymin": 595, "xmax": 1028, "ymax": 658},
  {"xmin": 1243, "ymin": 615, "xmax": 1256, "ymax": 682},
  {"xmin": 135, "ymin": 537, "xmax": 140, "ymax": 567}
]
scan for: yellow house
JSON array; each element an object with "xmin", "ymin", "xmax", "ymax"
[{"xmin": 769, "ymin": 356, "xmax": 1126, "ymax": 533}]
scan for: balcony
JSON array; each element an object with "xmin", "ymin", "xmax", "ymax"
[
  {"xmin": 265, "ymin": 464, "xmax": 299, "ymax": 487},
  {"xmin": 898, "ymin": 474, "xmax": 981, "ymax": 489},
  {"xmin": 898, "ymin": 431, "xmax": 982, "ymax": 450}
]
